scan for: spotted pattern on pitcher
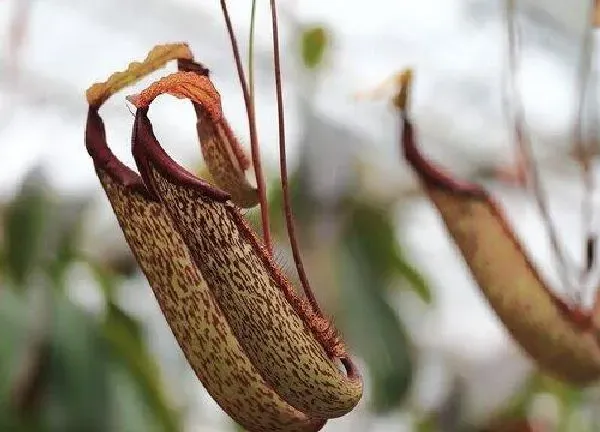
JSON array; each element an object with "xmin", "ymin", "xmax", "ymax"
[
  {"xmin": 96, "ymin": 168, "xmax": 324, "ymax": 432},
  {"xmin": 147, "ymin": 164, "xmax": 363, "ymax": 418}
]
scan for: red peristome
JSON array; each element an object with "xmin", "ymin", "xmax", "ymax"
[
  {"xmin": 401, "ymin": 112, "xmax": 485, "ymax": 197},
  {"xmin": 86, "ymin": 107, "xmax": 154, "ymax": 200},
  {"xmin": 85, "ymin": 56, "xmax": 214, "ymax": 201},
  {"xmin": 131, "ymin": 107, "xmax": 231, "ymax": 204},
  {"xmin": 177, "ymin": 58, "xmax": 210, "ymax": 77}
]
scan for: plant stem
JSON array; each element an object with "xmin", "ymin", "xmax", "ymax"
[
  {"xmin": 269, "ymin": 0, "xmax": 324, "ymax": 317},
  {"xmin": 248, "ymin": 0, "xmax": 257, "ymax": 100},
  {"xmin": 220, "ymin": 0, "xmax": 273, "ymax": 255}
]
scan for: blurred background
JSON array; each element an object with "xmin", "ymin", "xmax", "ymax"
[{"xmin": 1, "ymin": 0, "xmax": 600, "ymax": 430}]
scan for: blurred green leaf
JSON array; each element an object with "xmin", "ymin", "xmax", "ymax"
[
  {"xmin": 45, "ymin": 199, "xmax": 89, "ymax": 284},
  {"xmin": 248, "ymin": 170, "xmax": 312, "ymax": 238},
  {"xmin": 2, "ymin": 169, "xmax": 88, "ymax": 290},
  {"xmin": 84, "ymin": 260, "xmax": 119, "ymax": 303},
  {"xmin": 414, "ymin": 415, "xmax": 437, "ymax": 432},
  {"xmin": 478, "ymin": 417, "xmax": 540, "ymax": 432},
  {"xmin": 102, "ymin": 303, "xmax": 180, "ymax": 432},
  {"xmin": 496, "ymin": 373, "xmax": 539, "ymax": 422},
  {"xmin": 108, "ymin": 364, "xmax": 163, "ymax": 432},
  {"xmin": 301, "ymin": 26, "xmax": 329, "ymax": 69},
  {"xmin": 392, "ymin": 253, "xmax": 431, "ymax": 303},
  {"xmin": 0, "ymin": 277, "xmax": 179, "ymax": 431},
  {"xmin": 345, "ymin": 200, "xmax": 432, "ymax": 303},
  {"xmin": 338, "ymin": 242, "xmax": 413, "ymax": 412},
  {"xmin": 0, "ymin": 170, "xmax": 180, "ymax": 431},
  {"xmin": 41, "ymin": 291, "xmax": 111, "ymax": 432},
  {"xmin": 536, "ymin": 374, "xmax": 582, "ymax": 432},
  {"xmin": 3, "ymin": 171, "xmax": 50, "ymax": 289},
  {"xmin": 486, "ymin": 372, "xmax": 589, "ymax": 432},
  {"xmin": 0, "ymin": 289, "xmax": 31, "ymax": 419}
]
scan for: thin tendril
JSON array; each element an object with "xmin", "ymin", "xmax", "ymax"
[
  {"xmin": 504, "ymin": 0, "xmax": 578, "ymax": 301},
  {"xmin": 581, "ymin": 0, "xmax": 600, "ymax": 308},
  {"xmin": 248, "ymin": 0, "xmax": 258, "ymax": 100},
  {"xmin": 220, "ymin": 0, "xmax": 273, "ymax": 255},
  {"xmin": 269, "ymin": 0, "xmax": 324, "ymax": 317},
  {"xmin": 575, "ymin": 1, "xmax": 598, "ymax": 288}
]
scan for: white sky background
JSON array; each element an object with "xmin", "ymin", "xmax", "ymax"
[{"xmin": 0, "ymin": 0, "xmax": 597, "ymax": 430}]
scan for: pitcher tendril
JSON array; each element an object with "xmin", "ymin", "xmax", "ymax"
[
  {"xmin": 504, "ymin": 0, "xmax": 578, "ymax": 301},
  {"xmin": 220, "ymin": 0, "xmax": 273, "ymax": 254},
  {"xmin": 574, "ymin": 0, "xmax": 599, "ymax": 293},
  {"xmin": 248, "ymin": 0, "xmax": 258, "ymax": 101},
  {"xmin": 269, "ymin": 0, "xmax": 324, "ymax": 318}
]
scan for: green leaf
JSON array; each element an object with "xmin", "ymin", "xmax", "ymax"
[
  {"xmin": 45, "ymin": 198, "xmax": 90, "ymax": 284},
  {"xmin": 496, "ymin": 373, "xmax": 539, "ymax": 421},
  {"xmin": 41, "ymin": 291, "xmax": 112, "ymax": 432},
  {"xmin": 0, "ymin": 289, "xmax": 31, "ymax": 416},
  {"xmin": 2, "ymin": 169, "xmax": 88, "ymax": 290},
  {"xmin": 345, "ymin": 200, "xmax": 432, "ymax": 303},
  {"xmin": 535, "ymin": 374, "xmax": 583, "ymax": 432},
  {"xmin": 338, "ymin": 242, "xmax": 413, "ymax": 413},
  {"xmin": 301, "ymin": 26, "xmax": 329, "ymax": 69},
  {"xmin": 414, "ymin": 415, "xmax": 437, "ymax": 432},
  {"xmin": 249, "ymin": 169, "xmax": 312, "ymax": 239},
  {"xmin": 3, "ymin": 171, "xmax": 50, "ymax": 289},
  {"xmin": 392, "ymin": 252, "xmax": 432, "ymax": 304},
  {"xmin": 487, "ymin": 372, "xmax": 588, "ymax": 432},
  {"xmin": 102, "ymin": 303, "xmax": 180, "ymax": 432},
  {"xmin": 84, "ymin": 260, "xmax": 119, "ymax": 304},
  {"xmin": 108, "ymin": 361, "xmax": 164, "ymax": 432}
]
